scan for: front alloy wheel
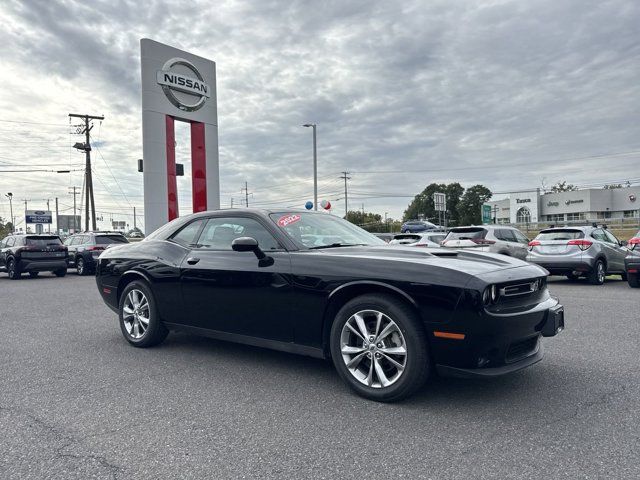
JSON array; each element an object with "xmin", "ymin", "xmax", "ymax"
[
  {"xmin": 118, "ymin": 280, "xmax": 168, "ymax": 347},
  {"xmin": 330, "ymin": 294, "xmax": 430, "ymax": 402},
  {"xmin": 76, "ymin": 257, "xmax": 86, "ymax": 276},
  {"xmin": 123, "ymin": 289, "xmax": 150, "ymax": 339},
  {"xmin": 340, "ymin": 310, "xmax": 407, "ymax": 388}
]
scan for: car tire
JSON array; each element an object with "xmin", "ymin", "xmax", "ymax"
[
  {"xmin": 119, "ymin": 280, "xmax": 169, "ymax": 348},
  {"xmin": 620, "ymin": 272, "xmax": 627, "ymax": 281},
  {"xmin": 54, "ymin": 269, "xmax": 67, "ymax": 277},
  {"xmin": 588, "ymin": 260, "xmax": 606, "ymax": 285},
  {"xmin": 76, "ymin": 257, "xmax": 86, "ymax": 276},
  {"xmin": 7, "ymin": 259, "xmax": 20, "ymax": 280},
  {"xmin": 628, "ymin": 273, "xmax": 640, "ymax": 288},
  {"xmin": 29, "ymin": 272, "xmax": 39, "ymax": 278},
  {"xmin": 330, "ymin": 294, "xmax": 430, "ymax": 402}
]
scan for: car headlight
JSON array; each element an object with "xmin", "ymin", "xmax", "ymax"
[{"xmin": 483, "ymin": 285, "xmax": 499, "ymax": 305}]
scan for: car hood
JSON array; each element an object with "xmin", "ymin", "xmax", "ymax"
[{"xmin": 312, "ymin": 245, "xmax": 543, "ymax": 277}]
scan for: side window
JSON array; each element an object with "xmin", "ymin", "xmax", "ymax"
[
  {"xmin": 196, "ymin": 217, "xmax": 281, "ymax": 251},
  {"xmin": 170, "ymin": 219, "xmax": 207, "ymax": 247},
  {"xmin": 591, "ymin": 229, "xmax": 607, "ymax": 242},
  {"xmin": 63, "ymin": 237, "xmax": 73, "ymax": 246},
  {"xmin": 513, "ymin": 230, "xmax": 529, "ymax": 244},
  {"xmin": 496, "ymin": 229, "xmax": 516, "ymax": 242},
  {"xmin": 603, "ymin": 230, "xmax": 619, "ymax": 245},
  {"xmin": 6, "ymin": 237, "xmax": 15, "ymax": 247},
  {"xmin": 70, "ymin": 236, "xmax": 82, "ymax": 246},
  {"xmin": 0, "ymin": 238, "xmax": 6, "ymax": 248}
]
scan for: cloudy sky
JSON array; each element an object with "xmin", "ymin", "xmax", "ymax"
[{"xmin": 0, "ymin": 0, "xmax": 639, "ymax": 231}]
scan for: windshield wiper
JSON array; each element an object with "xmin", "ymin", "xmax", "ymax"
[{"xmin": 309, "ymin": 243, "xmax": 367, "ymax": 250}]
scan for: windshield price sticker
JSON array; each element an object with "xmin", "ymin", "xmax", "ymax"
[{"xmin": 277, "ymin": 214, "xmax": 301, "ymax": 227}]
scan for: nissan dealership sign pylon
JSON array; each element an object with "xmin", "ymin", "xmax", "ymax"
[{"xmin": 141, "ymin": 38, "xmax": 220, "ymax": 234}]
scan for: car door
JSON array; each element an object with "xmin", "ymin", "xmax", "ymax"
[
  {"xmin": 0, "ymin": 237, "xmax": 8, "ymax": 268},
  {"xmin": 603, "ymin": 229, "xmax": 627, "ymax": 272},
  {"xmin": 512, "ymin": 229, "xmax": 531, "ymax": 260},
  {"xmin": 179, "ymin": 215, "xmax": 294, "ymax": 343},
  {"xmin": 591, "ymin": 229, "xmax": 621, "ymax": 273}
]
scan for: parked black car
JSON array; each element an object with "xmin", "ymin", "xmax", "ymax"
[
  {"xmin": 96, "ymin": 209, "xmax": 564, "ymax": 402},
  {"xmin": 0, "ymin": 234, "xmax": 68, "ymax": 279},
  {"xmin": 64, "ymin": 232, "xmax": 129, "ymax": 275}
]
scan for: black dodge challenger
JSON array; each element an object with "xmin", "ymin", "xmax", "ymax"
[{"xmin": 96, "ymin": 209, "xmax": 564, "ymax": 402}]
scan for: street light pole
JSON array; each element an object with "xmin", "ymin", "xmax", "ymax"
[
  {"xmin": 5, "ymin": 193, "xmax": 13, "ymax": 233},
  {"xmin": 303, "ymin": 123, "xmax": 318, "ymax": 211}
]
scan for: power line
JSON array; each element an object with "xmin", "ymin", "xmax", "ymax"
[{"xmin": 0, "ymin": 119, "xmax": 71, "ymax": 126}]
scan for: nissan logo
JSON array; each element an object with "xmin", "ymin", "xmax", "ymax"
[{"xmin": 156, "ymin": 58, "xmax": 210, "ymax": 112}]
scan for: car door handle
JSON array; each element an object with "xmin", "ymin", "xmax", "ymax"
[{"xmin": 186, "ymin": 257, "xmax": 200, "ymax": 265}]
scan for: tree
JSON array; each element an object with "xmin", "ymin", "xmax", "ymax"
[
  {"xmin": 0, "ymin": 217, "xmax": 12, "ymax": 238},
  {"xmin": 457, "ymin": 185, "xmax": 492, "ymax": 225},
  {"xmin": 403, "ymin": 182, "xmax": 465, "ymax": 225},
  {"xmin": 550, "ymin": 181, "xmax": 578, "ymax": 192},
  {"xmin": 345, "ymin": 210, "xmax": 382, "ymax": 230}
]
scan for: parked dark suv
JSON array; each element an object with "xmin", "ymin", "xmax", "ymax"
[
  {"xmin": 0, "ymin": 234, "xmax": 68, "ymax": 279},
  {"xmin": 64, "ymin": 232, "xmax": 129, "ymax": 275}
]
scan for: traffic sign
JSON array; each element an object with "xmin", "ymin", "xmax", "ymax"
[{"xmin": 433, "ymin": 192, "xmax": 446, "ymax": 212}]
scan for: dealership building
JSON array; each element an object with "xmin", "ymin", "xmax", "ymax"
[{"xmin": 484, "ymin": 187, "xmax": 640, "ymax": 225}]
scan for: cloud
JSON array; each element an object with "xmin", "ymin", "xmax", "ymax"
[{"xmin": 0, "ymin": 0, "xmax": 639, "ymax": 230}]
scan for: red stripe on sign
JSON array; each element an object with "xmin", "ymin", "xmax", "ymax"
[
  {"xmin": 191, "ymin": 122, "xmax": 207, "ymax": 213},
  {"xmin": 166, "ymin": 116, "xmax": 178, "ymax": 221}
]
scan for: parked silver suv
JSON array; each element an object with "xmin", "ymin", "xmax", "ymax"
[
  {"xmin": 526, "ymin": 225, "xmax": 629, "ymax": 285},
  {"xmin": 441, "ymin": 225, "xmax": 530, "ymax": 260}
]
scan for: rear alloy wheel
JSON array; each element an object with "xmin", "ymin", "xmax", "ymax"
[
  {"xmin": 330, "ymin": 294, "xmax": 429, "ymax": 402},
  {"xmin": 76, "ymin": 257, "xmax": 86, "ymax": 276},
  {"xmin": 29, "ymin": 272, "xmax": 39, "ymax": 278},
  {"xmin": 588, "ymin": 260, "xmax": 606, "ymax": 285},
  {"xmin": 119, "ymin": 280, "xmax": 168, "ymax": 347},
  {"xmin": 7, "ymin": 259, "xmax": 20, "ymax": 280}
]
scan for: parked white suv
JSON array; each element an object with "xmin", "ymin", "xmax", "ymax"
[{"xmin": 441, "ymin": 225, "xmax": 530, "ymax": 260}]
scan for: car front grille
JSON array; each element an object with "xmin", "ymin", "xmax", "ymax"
[{"xmin": 505, "ymin": 336, "xmax": 539, "ymax": 363}]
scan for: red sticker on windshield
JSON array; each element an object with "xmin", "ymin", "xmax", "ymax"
[{"xmin": 277, "ymin": 214, "xmax": 301, "ymax": 227}]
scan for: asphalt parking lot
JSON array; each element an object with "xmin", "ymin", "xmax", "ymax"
[{"xmin": 0, "ymin": 273, "xmax": 638, "ymax": 479}]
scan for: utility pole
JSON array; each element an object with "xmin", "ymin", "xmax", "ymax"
[
  {"xmin": 55, "ymin": 197, "xmax": 59, "ymax": 235},
  {"xmin": 230, "ymin": 198, "xmax": 234, "ymax": 209},
  {"xmin": 340, "ymin": 171, "xmax": 351, "ymax": 218},
  {"xmin": 69, "ymin": 186, "xmax": 81, "ymax": 233},
  {"xmin": 133, "ymin": 206, "xmax": 137, "ymax": 230},
  {"xmin": 46, "ymin": 199, "xmax": 51, "ymax": 233},
  {"xmin": 241, "ymin": 182, "xmax": 252, "ymax": 207},
  {"xmin": 22, "ymin": 199, "xmax": 28, "ymax": 233},
  {"xmin": 69, "ymin": 113, "xmax": 104, "ymax": 231}
]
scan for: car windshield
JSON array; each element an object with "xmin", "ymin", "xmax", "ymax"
[
  {"xmin": 270, "ymin": 212, "xmax": 385, "ymax": 249},
  {"xmin": 25, "ymin": 236, "xmax": 62, "ymax": 246},
  {"xmin": 536, "ymin": 229, "xmax": 584, "ymax": 241},
  {"xmin": 445, "ymin": 228, "xmax": 486, "ymax": 240},
  {"xmin": 96, "ymin": 235, "xmax": 128, "ymax": 245}
]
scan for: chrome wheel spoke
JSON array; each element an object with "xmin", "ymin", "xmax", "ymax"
[
  {"xmin": 366, "ymin": 358, "xmax": 374, "ymax": 386},
  {"xmin": 374, "ymin": 312, "xmax": 383, "ymax": 337},
  {"xmin": 346, "ymin": 323, "xmax": 365, "ymax": 342},
  {"xmin": 374, "ymin": 358, "xmax": 391, "ymax": 387},
  {"xmin": 353, "ymin": 313, "xmax": 369, "ymax": 340},
  {"xmin": 346, "ymin": 351, "xmax": 367, "ymax": 369},
  {"xmin": 381, "ymin": 352, "xmax": 405, "ymax": 371},
  {"xmin": 375, "ymin": 321, "xmax": 397, "ymax": 343},
  {"xmin": 341, "ymin": 345, "xmax": 365, "ymax": 355},
  {"xmin": 138, "ymin": 313, "xmax": 149, "ymax": 326},
  {"xmin": 380, "ymin": 346, "xmax": 406, "ymax": 356}
]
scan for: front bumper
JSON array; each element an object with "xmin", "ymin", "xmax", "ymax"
[
  {"xmin": 437, "ymin": 345, "xmax": 543, "ymax": 378},
  {"xmin": 431, "ymin": 295, "xmax": 564, "ymax": 377}
]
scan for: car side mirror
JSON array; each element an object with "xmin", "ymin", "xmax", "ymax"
[
  {"xmin": 231, "ymin": 237, "xmax": 273, "ymax": 266},
  {"xmin": 620, "ymin": 240, "xmax": 627, "ymax": 247}
]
